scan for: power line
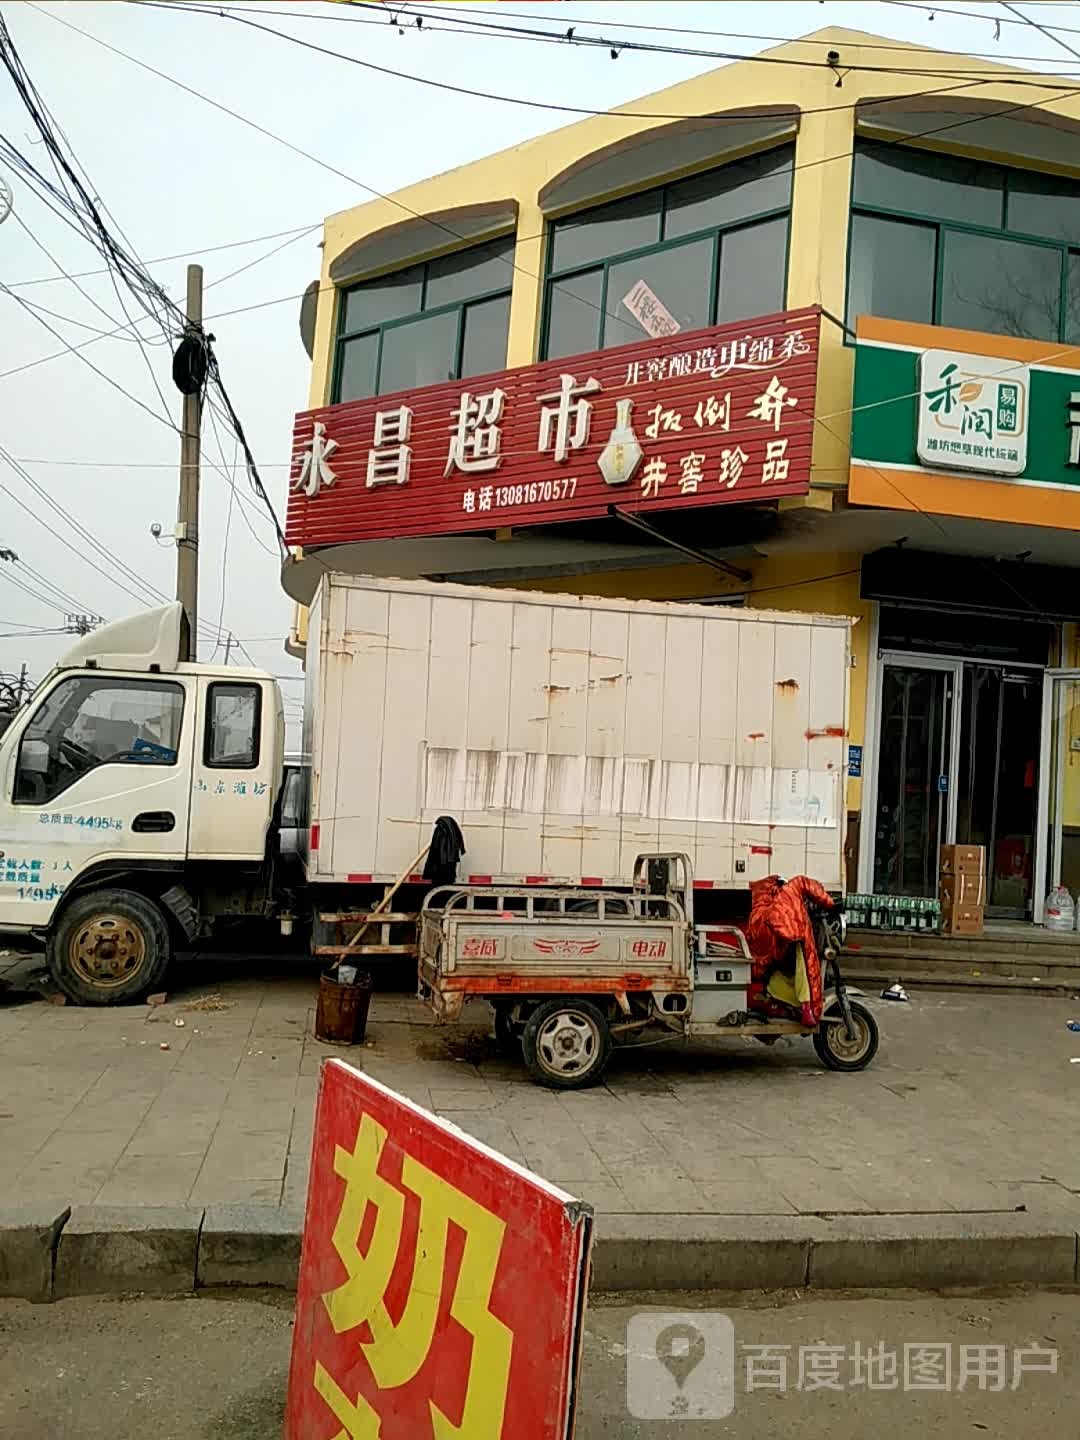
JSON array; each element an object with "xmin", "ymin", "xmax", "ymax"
[
  {"xmin": 3, "ymin": 8, "xmax": 284, "ymax": 552},
  {"xmin": 14, "ymin": 557, "xmax": 94, "ymax": 614},
  {"xmin": 0, "ymin": 280, "xmax": 180, "ymax": 430},
  {"xmin": 203, "ymin": 399, "xmax": 280, "ymax": 554},
  {"xmin": 1000, "ymin": 2, "xmax": 1080, "ymax": 64},
  {"xmin": 0, "ymin": 565, "xmax": 71, "ymax": 616},
  {"xmin": 17, "ymin": 0, "xmax": 1080, "ymax": 535},
  {"xmin": 139, "ymin": 0, "xmax": 1080, "ymax": 140},
  {"xmin": 4, "ymin": 220, "xmax": 320, "ymax": 291},
  {"xmin": 884, "ymin": 0, "xmax": 1080, "ymax": 38},
  {"xmin": 182, "ymin": 0, "xmax": 1080, "ymax": 66},
  {"xmin": 23, "ymin": 1, "xmax": 1080, "ymax": 382},
  {"xmin": 147, "ymin": 0, "xmax": 1080, "ymax": 83},
  {"xmin": 9, "ymin": 209, "xmax": 143, "ymax": 340},
  {"xmin": 0, "ymin": 628, "xmax": 68, "ymax": 639},
  {"xmin": 384, "ymin": 0, "xmax": 1080, "ymax": 55},
  {"xmin": 0, "ymin": 445, "xmax": 210, "ymax": 629}
]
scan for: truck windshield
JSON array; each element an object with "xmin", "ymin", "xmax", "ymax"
[{"xmin": 13, "ymin": 675, "xmax": 184, "ymax": 805}]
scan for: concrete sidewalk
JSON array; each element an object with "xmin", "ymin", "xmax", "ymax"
[{"xmin": 3, "ymin": 948, "xmax": 1080, "ymax": 1222}]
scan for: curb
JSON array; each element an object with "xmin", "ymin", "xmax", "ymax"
[{"xmin": 2, "ymin": 1206, "xmax": 1079, "ymax": 1301}]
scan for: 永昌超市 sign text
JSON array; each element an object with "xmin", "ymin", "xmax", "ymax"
[{"xmin": 286, "ymin": 308, "xmax": 821, "ymax": 547}]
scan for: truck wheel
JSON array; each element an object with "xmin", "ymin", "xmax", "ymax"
[
  {"xmin": 522, "ymin": 999, "xmax": 611, "ymax": 1090},
  {"xmin": 813, "ymin": 1000, "xmax": 879, "ymax": 1072},
  {"xmin": 47, "ymin": 889, "xmax": 171, "ymax": 1006}
]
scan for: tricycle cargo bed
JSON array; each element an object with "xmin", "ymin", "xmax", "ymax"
[
  {"xmin": 418, "ymin": 883, "xmax": 692, "ymax": 1016},
  {"xmin": 304, "ymin": 574, "xmax": 851, "ymax": 892}
]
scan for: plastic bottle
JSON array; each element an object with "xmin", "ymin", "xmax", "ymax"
[{"xmin": 1044, "ymin": 885, "xmax": 1075, "ymax": 933}]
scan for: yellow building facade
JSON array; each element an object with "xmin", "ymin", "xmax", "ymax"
[{"xmin": 287, "ymin": 26, "xmax": 1080, "ymax": 922}]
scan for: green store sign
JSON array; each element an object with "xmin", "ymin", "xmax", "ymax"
[{"xmin": 851, "ymin": 340, "xmax": 1080, "ymax": 490}]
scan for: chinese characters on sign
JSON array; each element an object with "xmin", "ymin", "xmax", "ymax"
[
  {"xmin": 621, "ymin": 279, "xmax": 681, "ymax": 339},
  {"xmin": 287, "ymin": 309, "xmax": 821, "ymax": 547},
  {"xmin": 291, "ymin": 421, "xmax": 338, "ymax": 498},
  {"xmin": 37, "ymin": 812, "xmax": 123, "ymax": 831},
  {"xmin": 1, "ymin": 853, "xmax": 71, "ymax": 903},
  {"xmin": 285, "ymin": 1061, "xmax": 592, "ymax": 1440},
  {"xmin": 917, "ymin": 349, "xmax": 1029, "ymax": 476}
]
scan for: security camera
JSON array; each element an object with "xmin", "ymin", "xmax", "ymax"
[
  {"xmin": 827, "ymin": 49, "xmax": 841, "ymax": 65},
  {"xmin": 150, "ymin": 522, "xmax": 162, "ymax": 539}
]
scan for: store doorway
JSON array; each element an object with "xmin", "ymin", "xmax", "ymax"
[
  {"xmin": 1034, "ymin": 671, "xmax": 1080, "ymax": 922},
  {"xmin": 870, "ymin": 655, "xmax": 1043, "ymax": 917},
  {"xmin": 872, "ymin": 656, "xmax": 960, "ymax": 901},
  {"xmin": 956, "ymin": 666, "xmax": 1042, "ymax": 918}
]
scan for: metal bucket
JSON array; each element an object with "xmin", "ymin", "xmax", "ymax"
[{"xmin": 314, "ymin": 967, "xmax": 373, "ymax": 1045}]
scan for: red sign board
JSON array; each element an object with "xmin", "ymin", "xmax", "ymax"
[
  {"xmin": 285, "ymin": 1059, "xmax": 592, "ymax": 1440},
  {"xmin": 287, "ymin": 306, "xmax": 821, "ymax": 547}
]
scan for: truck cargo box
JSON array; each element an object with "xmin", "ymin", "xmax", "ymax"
[{"xmin": 303, "ymin": 574, "xmax": 850, "ymax": 891}]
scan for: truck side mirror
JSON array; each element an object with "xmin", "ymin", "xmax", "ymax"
[{"xmin": 19, "ymin": 738, "xmax": 49, "ymax": 774}]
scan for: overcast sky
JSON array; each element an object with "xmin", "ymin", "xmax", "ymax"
[{"xmin": 0, "ymin": 0, "xmax": 1073, "ymax": 741}]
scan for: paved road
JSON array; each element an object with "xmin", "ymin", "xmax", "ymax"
[
  {"xmin": 0, "ymin": 1291, "xmax": 1075, "ymax": 1438},
  {"xmin": 2, "ymin": 948, "xmax": 1080, "ymax": 1218}
]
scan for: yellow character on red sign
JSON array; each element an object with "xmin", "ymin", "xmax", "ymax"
[{"xmin": 314, "ymin": 1112, "xmax": 513, "ymax": 1440}]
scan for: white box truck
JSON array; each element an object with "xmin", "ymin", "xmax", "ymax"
[{"xmin": 0, "ymin": 574, "xmax": 850, "ymax": 1004}]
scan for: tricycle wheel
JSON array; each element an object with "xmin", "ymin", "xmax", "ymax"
[
  {"xmin": 813, "ymin": 999, "xmax": 879, "ymax": 1072},
  {"xmin": 522, "ymin": 999, "xmax": 611, "ymax": 1090}
]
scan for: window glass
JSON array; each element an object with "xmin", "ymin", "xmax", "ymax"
[
  {"xmin": 341, "ymin": 265, "xmax": 423, "ymax": 334},
  {"xmin": 1066, "ymin": 252, "xmax": 1080, "ymax": 344},
  {"xmin": 940, "ymin": 230, "xmax": 1061, "ymax": 341},
  {"xmin": 549, "ymin": 191, "xmax": 661, "ymax": 276},
  {"xmin": 545, "ymin": 270, "xmax": 603, "ymax": 359},
  {"xmin": 853, "ymin": 142, "xmax": 1002, "ymax": 228},
  {"xmin": 425, "ymin": 235, "xmax": 515, "ymax": 310},
  {"xmin": 336, "ymin": 332, "xmax": 379, "ymax": 404},
  {"xmin": 1007, "ymin": 170, "xmax": 1080, "ymax": 246},
  {"xmin": 377, "ymin": 309, "xmax": 459, "ymax": 395},
  {"xmin": 847, "ymin": 212, "xmax": 936, "ymax": 327},
  {"xmin": 716, "ymin": 215, "xmax": 788, "ymax": 324},
  {"xmin": 206, "ymin": 683, "xmax": 261, "ymax": 769},
  {"xmin": 14, "ymin": 677, "xmax": 183, "ymax": 805},
  {"xmin": 281, "ymin": 767, "xmax": 306, "ymax": 828},
  {"xmin": 460, "ymin": 293, "xmax": 511, "ymax": 378},
  {"xmin": 664, "ymin": 146, "xmax": 794, "ymax": 240},
  {"xmin": 601, "ymin": 236, "xmax": 714, "ymax": 349}
]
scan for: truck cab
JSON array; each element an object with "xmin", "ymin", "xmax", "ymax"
[{"xmin": 0, "ymin": 603, "xmax": 284, "ymax": 1003}]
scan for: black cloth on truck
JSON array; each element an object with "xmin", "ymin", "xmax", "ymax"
[{"xmin": 423, "ymin": 815, "xmax": 466, "ymax": 886}]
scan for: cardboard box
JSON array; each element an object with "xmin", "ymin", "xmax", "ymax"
[
  {"xmin": 941, "ymin": 900, "xmax": 984, "ymax": 936},
  {"xmin": 940, "ymin": 845, "xmax": 986, "ymax": 878},
  {"xmin": 940, "ymin": 871, "xmax": 986, "ymax": 908}
]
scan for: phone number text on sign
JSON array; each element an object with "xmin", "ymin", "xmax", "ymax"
[{"xmin": 463, "ymin": 477, "xmax": 578, "ymax": 513}]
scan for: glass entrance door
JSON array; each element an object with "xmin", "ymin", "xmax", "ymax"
[
  {"xmin": 957, "ymin": 666, "xmax": 1042, "ymax": 918},
  {"xmin": 871, "ymin": 655, "xmax": 961, "ymax": 898},
  {"xmin": 1034, "ymin": 671, "xmax": 1080, "ymax": 922}
]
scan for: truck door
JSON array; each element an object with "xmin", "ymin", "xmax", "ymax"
[
  {"xmin": 187, "ymin": 677, "xmax": 279, "ymax": 860},
  {"xmin": 0, "ymin": 671, "xmax": 194, "ymax": 929}
]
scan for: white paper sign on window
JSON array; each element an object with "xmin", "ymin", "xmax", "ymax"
[{"xmin": 621, "ymin": 280, "xmax": 681, "ymax": 340}]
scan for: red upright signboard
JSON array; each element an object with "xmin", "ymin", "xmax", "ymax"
[
  {"xmin": 287, "ymin": 306, "xmax": 821, "ymax": 548},
  {"xmin": 285, "ymin": 1059, "xmax": 593, "ymax": 1440}
]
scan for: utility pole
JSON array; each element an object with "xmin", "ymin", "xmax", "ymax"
[
  {"xmin": 223, "ymin": 632, "xmax": 234, "ymax": 666},
  {"xmin": 176, "ymin": 264, "xmax": 204, "ymax": 662}
]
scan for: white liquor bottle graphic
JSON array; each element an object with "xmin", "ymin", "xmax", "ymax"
[{"xmin": 597, "ymin": 397, "xmax": 643, "ymax": 486}]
